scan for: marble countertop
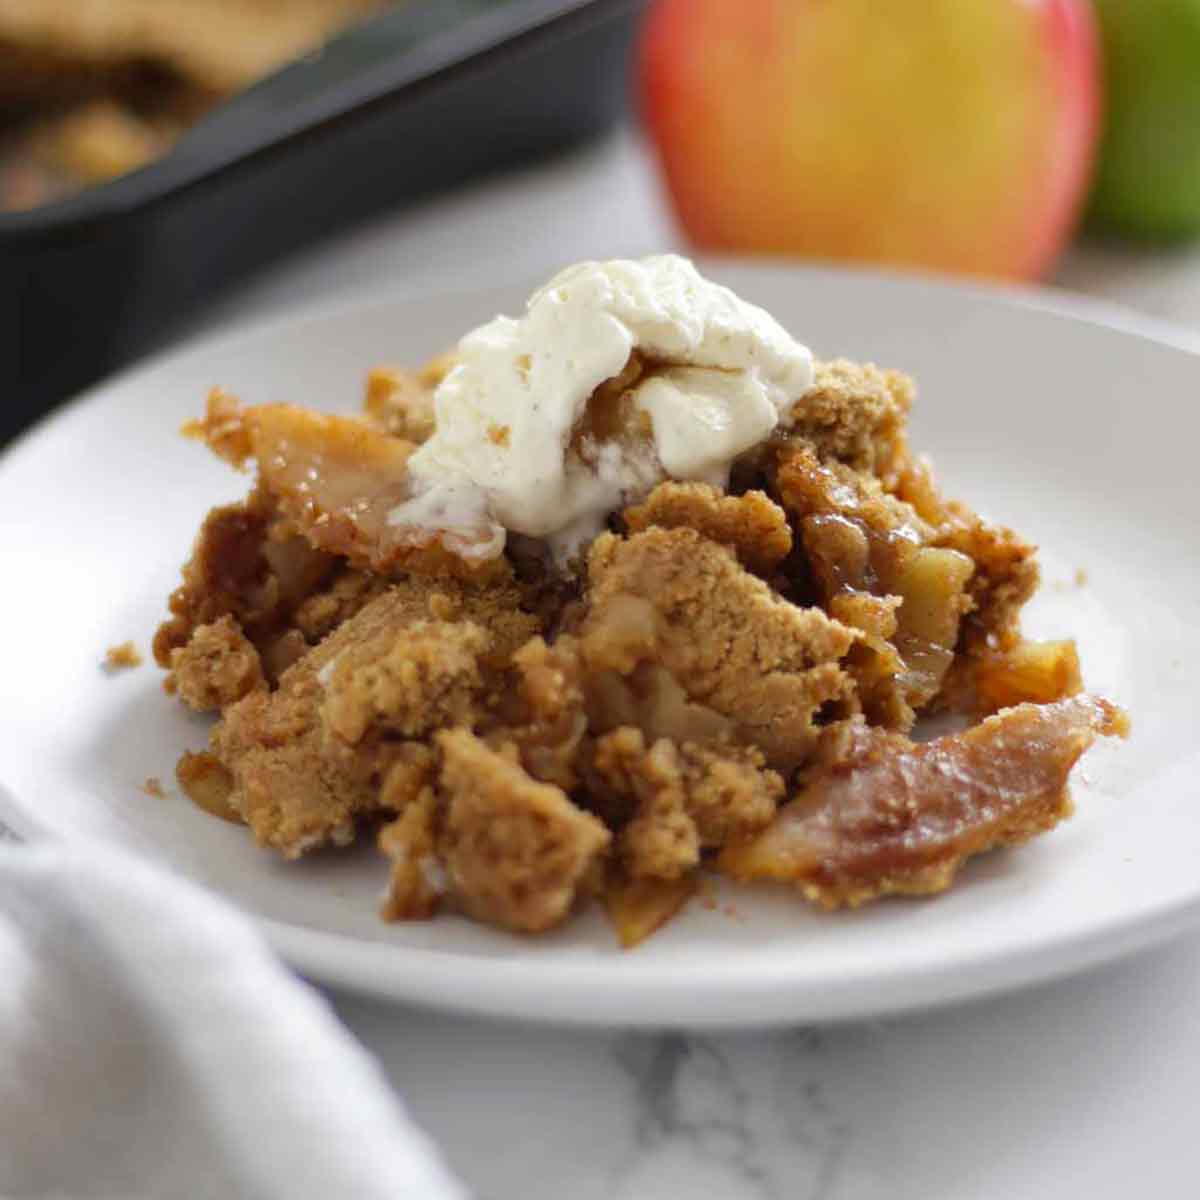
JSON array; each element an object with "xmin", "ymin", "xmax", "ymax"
[{"xmin": 198, "ymin": 129, "xmax": 1197, "ymax": 1200}]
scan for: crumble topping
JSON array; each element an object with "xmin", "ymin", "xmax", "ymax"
[{"xmin": 104, "ymin": 640, "xmax": 142, "ymax": 670}]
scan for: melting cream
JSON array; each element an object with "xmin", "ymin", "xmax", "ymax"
[{"xmin": 388, "ymin": 254, "xmax": 814, "ymax": 561}]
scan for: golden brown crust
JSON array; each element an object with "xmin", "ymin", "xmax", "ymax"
[
  {"xmin": 623, "ymin": 482, "xmax": 792, "ymax": 576},
  {"xmin": 783, "ymin": 359, "xmax": 914, "ymax": 485},
  {"xmin": 582, "ymin": 528, "xmax": 858, "ymax": 770},
  {"xmin": 593, "ymin": 729, "xmax": 700, "ymax": 880},
  {"xmin": 169, "ymin": 615, "xmax": 265, "ymax": 712},
  {"xmin": 291, "ymin": 567, "xmax": 392, "ymax": 643},
  {"xmin": 591, "ymin": 727, "xmax": 783, "ymax": 881},
  {"xmin": 323, "ymin": 620, "xmax": 489, "ymax": 743},
  {"xmin": 206, "ymin": 577, "xmax": 541, "ymax": 858},
  {"xmin": 436, "ymin": 728, "xmax": 611, "ymax": 933},
  {"xmin": 152, "ymin": 483, "xmax": 335, "ymax": 682},
  {"xmin": 490, "ymin": 636, "xmax": 589, "ymax": 791}
]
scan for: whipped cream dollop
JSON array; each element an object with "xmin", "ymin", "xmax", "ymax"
[{"xmin": 389, "ymin": 254, "xmax": 814, "ymax": 561}]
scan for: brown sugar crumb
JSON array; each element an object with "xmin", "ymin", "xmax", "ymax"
[
  {"xmin": 677, "ymin": 742, "xmax": 785, "ymax": 847},
  {"xmin": 379, "ymin": 789, "xmax": 442, "ymax": 921},
  {"xmin": 594, "ymin": 729, "xmax": 700, "ymax": 880},
  {"xmin": 207, "ymin": 577, "xmax": 540, "ymax": 859},
  {"xmin": 379, "ymin": 743, "xmax": 437, "ymax": 813},
  {"xmin": 104, "ymin": 641, "xmax": 143, "ymax": 670},
  {"xmin": 142, "ymin": 777, "xmax": 166, "ymax": 799},
  {"xmin": 292, "ymin": 567, "xmax": 392, "ymax": 643},
  {"xmin": 169, "ymin": 615, "xmax": 265, "ymax": 712},
  {"xmin": 436, "ymin": 728, "xmax": 611, "ymax": 934},
  {"xmin": 783, "ymin": 359, "xmax": 914, "ymax": 485},
  {"xmin": 322, "ymin": 620, "xmax": 490, "ymax": 744},
  {"xmin": 491, "ymin": 636, "xmax": 589, "ymax": 791},
  {"xmin": 623, "ymin": 482, "xmax": 792, "ymax": 576},
  {"xmin": 590, "ymin": 728, "xmax": 783, "ymax": 881},
  {"xmin": 582, "ymin": 528, "xmax": 858, "ymax": 770}
]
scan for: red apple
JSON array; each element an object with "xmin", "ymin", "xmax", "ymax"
[{"xmin": 638, "ymin": 0, "xmax": 1101, "ymax": 281}]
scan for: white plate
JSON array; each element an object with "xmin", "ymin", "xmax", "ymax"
[{"xmin": 2, "ymin": 262, "xmax": 1198, "ymax": 1029}]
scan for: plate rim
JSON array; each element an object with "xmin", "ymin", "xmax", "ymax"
[
  {"xmin": 4, "ymin": 257, "xmax": 1199, "ymax": 1028},
  {"xmin": 5, "ymin": 792, "xmax": 1199, "ymax": 1030},
  {"xmin": 8, "ymin": 253, "xmax": 1200, "ymax": 468}
]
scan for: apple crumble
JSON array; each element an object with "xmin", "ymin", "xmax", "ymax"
[
  {"xmin": 0, "ymin": 0, "xmax": 386, "ymax": 211},
  {"xmin": 155, "ymin": 256, "xmax": 1127, "ymax": 946}
]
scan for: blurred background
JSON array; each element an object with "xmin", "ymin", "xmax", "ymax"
[{"xmin": 6, "ymin": 0, "xmax": 1200, "ymax": 442}]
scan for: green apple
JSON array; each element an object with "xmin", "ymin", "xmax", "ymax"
[{"xmin": 1089, "ymin": 0, "xmax": 1200, "ymax": 238}]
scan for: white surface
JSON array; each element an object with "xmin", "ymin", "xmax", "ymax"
[
  {"xmin": 3, "ymin": 242, "xmax": 1200, "ymax": 1031},
  {"xmin": 0, "ymin": 842, "xmax": 462, "ymax": 1200},
  {"xmin": 7, "ymin": 127, "xmax": 1200, "ymax": 1195}
]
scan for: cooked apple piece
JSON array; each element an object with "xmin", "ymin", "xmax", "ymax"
[
  {"xmin": 891, "ymin": 544, "xmax": 975, "ymax": 707},
  {"xmin": 603, "ymin": 870, "xmax": 698, "ymax": 949},
  {"xmin": 718, "ymin": 696, "xmax": 1128, "ymax": 908},
  {"xmin": 243, "ymin": 403, "xmax": 414, "ymax": 562},
  {"xmin": 186, "ymin": 390, "xmax": 504, "ymax": 577},
  {"xmin": 829, "ymin": 592, "xmax": 907, "ymax": 728},
  {"xmin": 781, "ymin": 445, "xmax": 975, "ymax": 717},
  {"xmin": 175, "ymin": 751, "xmax": 241, "ymax": 824},
  {"xmin": 972, "ymin": 639, "xmax": 1083, "ymax": 713}
]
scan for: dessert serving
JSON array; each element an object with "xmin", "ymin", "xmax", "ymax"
[{"xmin": 154, "ymin": 256, "xmax": 1127, "ymax": 947}]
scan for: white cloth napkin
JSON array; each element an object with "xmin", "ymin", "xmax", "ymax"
[{"xmin": 0, "ymin": 838, "xmax": 466, "ymax": 1200}]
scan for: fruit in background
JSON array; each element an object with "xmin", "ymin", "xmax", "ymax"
[
  {"xmin": 1088, "ymin": 0, "xmax": 1200, "ymax": 239},
  {"xmin": 638, "ymin": 0, "xmax": 1101, "ymax": 281}
]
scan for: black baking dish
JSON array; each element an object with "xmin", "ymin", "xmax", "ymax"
[{"xmin": 4, "ymin": 0, "xmax": 641, "ymax": 440}]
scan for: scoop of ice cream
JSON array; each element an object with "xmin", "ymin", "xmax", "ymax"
[{"xmin": 388, "ymin": 254, "xmax": 814, "ymax": 561}]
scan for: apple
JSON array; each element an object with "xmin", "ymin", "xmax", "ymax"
[
  {"xmin": 638, "ymin": 0, "xmax": 1101, "ymax": 281},
  {"xmin": 1087, "ymin": 0, "xmax": 1200, "ymax": 238}
]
